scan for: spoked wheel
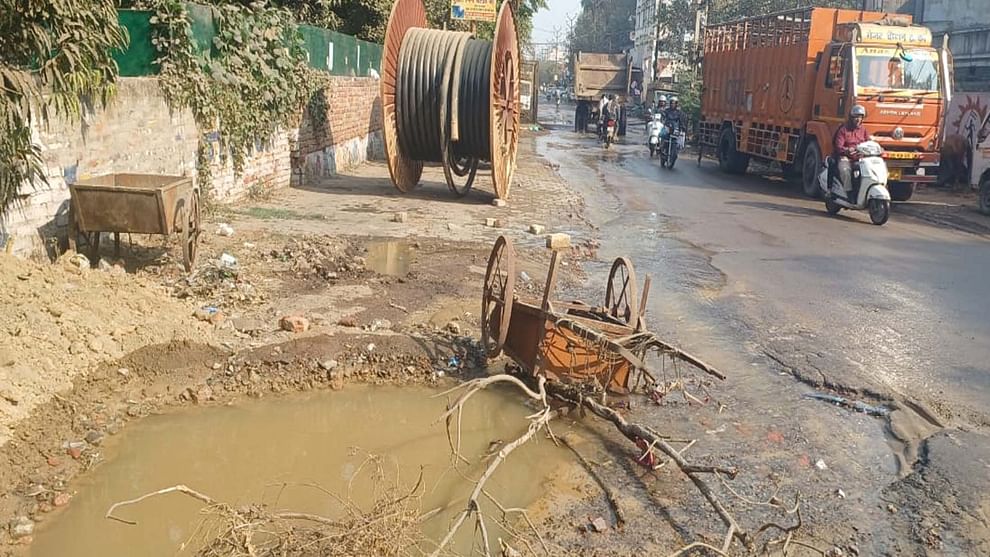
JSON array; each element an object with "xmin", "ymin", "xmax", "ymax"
[
  {"xmin": 490, "ymin": 2, "xmax": 520, "ymax": 200},
  {"xmin": 481, "ymin": 235, "xmax": 516, "ymax": 358},
  {"xmin": 181, "ymin": 193, "xmax": 201, "ymax": 272},
  {"xmin": 604, "ymin": 257, "xmax": 639, "ymax": 330}
]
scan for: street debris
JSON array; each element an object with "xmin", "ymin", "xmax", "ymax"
[
  {"xmin": 545, "ymin": 232, "xmax": 571, "ymax": 249},
  {"xmin": 590, "ymin": 516, "xmax": 609, "ymax": 533},
  {"xmin": 484, "ymin": 217, "xmax": 502, "ymax": 228},
  {"xmin": 279, "ymin": 315, "xmax": 309, "ymax": 333},
  {"xmin": 218, "ymin": 253, "xmax": 238, "ymax": 270},
  {"xmin": 216, "ymin": 223, "xmax": 234, "ymax": 236},
  {"xmin": 392, "ymin": 211, "xmax": 408, "ymax": 223},
  {"xmin": 803, "ymin": 391, "xmax": 890, "ymax": 417},
  {"xmin": 194, "ymin": 305, "xmax": 224, "ymax": 324},
  {"xmin": 528, "ymin": 224, "xmax": 545, "ymax": 234},
  {"xmin": 815, "ymin": 459, "xmax": 828, "ymax": 471},
  {"xmin": 491, "ymin": 198, "xmax": 508, "ymax": 207}
]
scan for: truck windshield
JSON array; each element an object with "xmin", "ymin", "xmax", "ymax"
[{"xmin": 855, "ymin": 47, "xmax": 940, "ymax": 93}]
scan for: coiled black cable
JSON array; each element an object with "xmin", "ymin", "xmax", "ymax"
[{"xmin": 395, "ymin": 28, "xmax": 493, "ymax": 166}]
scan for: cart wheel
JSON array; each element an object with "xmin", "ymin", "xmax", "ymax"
[
  {"xmin": 181, "ymin": 193, "xmax": 200, "ymax": 272},
  {"xmin": 605, "ymin": 257, "xmax": 639, "ymax": 329},
  {"xmin": 482, "ymin": 235, "xmax": 516, "ymax": 358}
]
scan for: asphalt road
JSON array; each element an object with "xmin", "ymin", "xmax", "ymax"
[
  {"xmin": 534, "ymin": 106, "xmax": 990, "ymax": 552},
  {"xmin": 539, "ymin": 110, "xmax": 990, "ymax": 431}
]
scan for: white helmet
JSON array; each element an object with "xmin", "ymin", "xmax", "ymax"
[
  {"xmin": 658, "ymin": 94, "xmax": 668, "ymax": 104},
  {"xmin": 670, "ymin": 96, "xmax": 679, "ymax": 104}
]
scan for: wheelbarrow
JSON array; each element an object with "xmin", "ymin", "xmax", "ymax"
[{"xmin": 67, "ymin": 174, "xmax": 200, "ymax": 272}]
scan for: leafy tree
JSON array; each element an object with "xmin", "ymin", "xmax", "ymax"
[
  {"xmin": 567, "ymin": 0, "xmax": 637, "ymax": 56},
  {"xmin": 708, "ymin": 0, "xmax": 860, "ymax": 24},
  {"xmin": 0, "ymin": 0, "xmax": 127, "ymax": 216}
]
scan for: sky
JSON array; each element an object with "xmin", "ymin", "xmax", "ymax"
[{"xmin": 530, "ymin": 0, "xmax": 583, "ymax": 44}]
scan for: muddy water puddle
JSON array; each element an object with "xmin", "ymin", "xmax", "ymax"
[
  {"xmin": 366, "ymin": 240, "xmax": 411, "ymax": 276},
  {"xmin": 29, "ymin": 385, "xmax": 569, "ymax": 556}
]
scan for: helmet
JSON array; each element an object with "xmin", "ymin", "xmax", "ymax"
[
  {"xmin": 608, "ymin": 94, "xmax": 615, "ymax": 100},
  {"xmin": 658, "ymin": 94, "xmax": 668, "ymax": 104},
  {"xmin": 670, "ymin": 96, "xmax": 679, "ymax": 104},
  {"xmin": 850, "ymin": 104, "xmax": 866, "ymax": 117}
]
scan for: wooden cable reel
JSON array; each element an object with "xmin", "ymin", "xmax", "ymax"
[{"xmin": 381, "ymin": 0, "xmax": 520, "ymax": 199}]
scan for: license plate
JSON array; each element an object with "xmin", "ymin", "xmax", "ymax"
[
  {"xmin": 889, "ymin": 168, "xmax": 902, "ymax": 180},
  {"xmin": 886, "ymin": 151, "xmax": 916, "ymax": 159}
]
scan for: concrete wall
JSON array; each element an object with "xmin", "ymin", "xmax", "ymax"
[{"xmin": 1, "ymin": 75, "xmax": 384, "ymax": 258}]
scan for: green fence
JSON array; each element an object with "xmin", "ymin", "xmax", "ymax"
[{"xmin": 113, "ymin": 3, "xmax": 382, "ymax": 78}]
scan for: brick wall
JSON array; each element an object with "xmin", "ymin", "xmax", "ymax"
[
  {"xmin": 292, "ymin": 77, "xmax": 384, "ymax": 183},
  {"xmin": 1, "ymin": 75, "xmax": 384, "ymax": 258},
  {"xmin": 0, "ymin": 79, "xmax": 199, "ymax": 258}
]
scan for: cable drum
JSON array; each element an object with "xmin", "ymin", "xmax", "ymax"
[{"xmin": 382, "ymin": 0, "xmax": 520, "ymax": 199}]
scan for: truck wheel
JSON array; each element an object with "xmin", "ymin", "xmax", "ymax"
[
  {"xmin": 980, "ymin": 173, "xmax": 990, "ymax": 215},
  {"xmin": 718, "ymin": 128, "xmax": 749, "ymax": 175},
  {"xmin": 889, "ymin": 182, "xmax": 915, "ymax": 202},
  {"xmin": 801, "ymin": 140, "xmax": 823, "ymax": 199}
]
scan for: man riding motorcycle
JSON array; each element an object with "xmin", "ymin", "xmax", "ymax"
[
  {"xmin": 663, "ymin": 96, "xmax": 684, "ymax": 132},
  {"xmin": 831, "ymin": 105, "xmax": 871, "ymax": 198},
  {"xmin": 600, "ymin": 94, "xmax": 619, "ymax": 142}
]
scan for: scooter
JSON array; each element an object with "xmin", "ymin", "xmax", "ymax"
[
  {"xmin": 659, "ymin": 124, "xmax": 684, "ymax": 169},
  {"xmin": 603, "ymin": 118, "xmax": 617, "ymax": 149},
  {"xmin": 647, "ymin": 115, "xmax": 663, "ymax": 157},
  {"xmin": 818, "ymin": 141, "xmax": 892, "ymax": 225}
]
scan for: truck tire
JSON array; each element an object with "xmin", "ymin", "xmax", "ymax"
[
  {"xmin": 801, "ymin": 140, "xmax": 823, "ymax": 199},
  {"xmin": 718, "ymin": 127, "xmax": 749, "ymax": 174},
  {"xmin": 889, "ymin": 181, "xmax": 915, "ymax": 202}
]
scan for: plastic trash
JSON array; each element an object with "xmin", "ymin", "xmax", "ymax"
[
  {"xmin": 218, "ymin": 253, "xmax": 238, "ymax": 268},
  {"xmin": 216, "ymin": 223, "xmax": 234, "ymax": 236},
  {"xmin": 519, "ymin": 271, "xmax": 531, "ymax": 282},
  {"xmin": 448, "ymin": 355, "xmax": 461, "ymax": 368}
]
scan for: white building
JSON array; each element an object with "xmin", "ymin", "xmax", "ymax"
[{"xmin": 633, "ymin": 0, "xmax": 679, "ymax": 97}]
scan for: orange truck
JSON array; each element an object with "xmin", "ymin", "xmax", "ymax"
[{"xmin": 700, "ymin": 8, "xmax": 952, "ymax": 200}]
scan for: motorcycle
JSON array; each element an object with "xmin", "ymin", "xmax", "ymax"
[
  {"xmin": 603, "ymin": 118, "xmax": 617, "ymax": 149},
  {"xmin": 659, "ymin": 124, "xmax": 684, "ymax": 169},
  {"xmin": 818, "ymin": 141, "xmax": 891, "ymax": 225}
]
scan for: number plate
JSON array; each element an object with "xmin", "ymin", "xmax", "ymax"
[
  {"xmin": 886, "ymin": 151, "xmax": 916, "ymax": 160},
  {"xmin": 888, "ymin": 168, "xmax": 903, "ymax": 180}
]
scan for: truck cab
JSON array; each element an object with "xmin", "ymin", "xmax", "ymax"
[{"xmin": 809, "ymin": 22, "xmax": 949, "ymax": 200}]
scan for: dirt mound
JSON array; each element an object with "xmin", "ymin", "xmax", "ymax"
[
  {"xmin": 0, "ymin": 253, "xmax": 215, "ymax": 445},
  {"xmin": 120, "ymin": 340, "xmax": 227, "ymax": 375}
]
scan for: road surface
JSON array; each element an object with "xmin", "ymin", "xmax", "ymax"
[{"xmin": 536, "ymin": 104, "xmax": 990, "ymax": 553}]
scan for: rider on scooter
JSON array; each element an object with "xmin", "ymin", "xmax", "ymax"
[{"xmin": 832, "ymin": 105, "xmax": 870, "ymax": 197}]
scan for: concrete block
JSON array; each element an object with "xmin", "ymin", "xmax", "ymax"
[
  {"xmin": 528, "ymin": 224, "xmax": 545, "ymax": 235},
  {"xmin": 492, "ymin": 198, "xmax": 508, "ymax": 207},
  {"xmin": 392, "ymin": 211, "xmax": 408, "ymax": 223},
  {"xmin": 546, "ymin": 233, "xmax": 571, "ymax": 250}
]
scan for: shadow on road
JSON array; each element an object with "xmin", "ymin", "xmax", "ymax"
[{"xmin": 292, "ymin": 165, "xmax": 498, "ymax": 206}]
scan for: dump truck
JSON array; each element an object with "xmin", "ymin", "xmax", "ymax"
[
  {"xmin": 573, "ymin": 52, "xmax": 642, "ymax": 136},
  {"xmin": 700, "ymin": 8, "xmax": 952, "ymax": 201}
]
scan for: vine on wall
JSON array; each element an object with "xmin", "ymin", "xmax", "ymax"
[
  {"xmin": 141, "ymin": 0, "xmax": 324, "ymax": 199},
  {"xmin": 0, "ymin": 0, "xmax": 127, "ymax": 217}
]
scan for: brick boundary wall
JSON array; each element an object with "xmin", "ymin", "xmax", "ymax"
[{"xmin": 0, "ymin": 76, "xmax": 384, "ymax": 258}]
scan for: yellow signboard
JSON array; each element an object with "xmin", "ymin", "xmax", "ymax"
[{"xmin": 451, "ymin": 0, "xmax": 496, "ymax": 23}]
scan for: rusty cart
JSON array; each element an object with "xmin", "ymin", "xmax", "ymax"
[
  {"xmin": 68, "ymin": 174, "xmax": 200, "ymax": 272},
  {"xmin": 480, "ymin": 236, "xmax": 724, "ymax": 395}
]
